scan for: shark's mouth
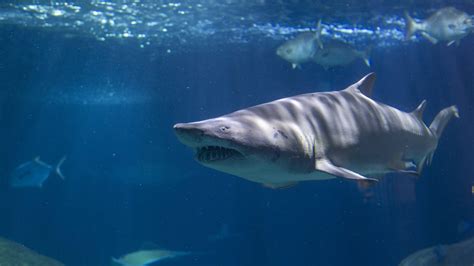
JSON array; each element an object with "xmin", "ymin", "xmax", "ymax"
[{"xmin": 196, "ymin": 146, "xmax": 242, "ymax": 162}]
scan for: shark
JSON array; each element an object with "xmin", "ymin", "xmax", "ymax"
[{"xmin": 174, "ymin": 73, "xmax": 459, "ymax": 189}]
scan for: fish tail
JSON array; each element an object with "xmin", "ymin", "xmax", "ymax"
[
  {"xmin": 404, "ymin": 11, "xmax": 420, "ymax": 40},
  {"xmin": 55, "ymin": 156, "xmax": 67, "ymax": 180},
  {"xmin": 429, "ymin": 105, "xmax": 459, "ymax": 139},
  {"xmin": 417, "ymin": 106, "xmax": 459, "ymax": 174},
  {"xmin": 315, "ymin": 19, "xmax": 323, "ymax": 49}
]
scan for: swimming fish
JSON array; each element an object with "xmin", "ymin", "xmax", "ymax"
[
  {"xmin": 312, "ymin": 40, "xmax": 371, "ymax": 69},
  {"xmin": 174, "ymin": 73, "xmax": 458, "ymax": 189},
  {"xmin": 208, "ymin": 224, "xmax": 241, "ymax": 242},
  {"xmin": 276, "ymin": 20, "xmax": 323, "ymax": 69},
  {"xmin": 399, "ymin": 237, "xmax": 474, "ymax": 266},
  {"xmin": 112, "ymin": 249, "xmax": 189, "ymax": 266},
  {"xmin": 405, "ymin": 7, "xmax": 474, "ymax": 46},
  {"xmin": 10, "ymin": 156, "xmax": 66, "ymax": 188}
]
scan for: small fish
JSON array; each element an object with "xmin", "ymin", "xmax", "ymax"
[
  {"xmin": 208, "ymin": 224, "xmax": 241, "ymax": 242},
  {"xmin": 312, "ymin": 40, "xmax": 371, "ymax": 69},
  {"xmin": 276, "ymin": 20, "xmax": 323, "ymax": 69},
  {"xmin": 399, "ymin": 237, "xmax": 474, "ymax": 266},
  {"xmin": 112, "ymin": 249, "xmax": 189, "ymax": 266},
  {"xmin": 405, "ymin": 7, "xmax": 474, "ymax": 46},
  {"xmin": 10, "ymin": 156, "xmax": 66, "ymax": 188}
]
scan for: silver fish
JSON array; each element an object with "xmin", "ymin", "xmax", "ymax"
[
  {"xmin": 112, "ymin": 249, "xmax": 189, "ymax": 266},
  {"xmin": 312, "ymin": 40, "xmax": 371, "ymax": 69},
  {"xmin": 399, "ymin": 237, "xmax": 474, "ymax": 266},
  {"xmin": 174, "ymin": 73, "xmax": 458, "ymax": 189},
  {"xmin": 405, "ymin": 7, "xmax": 474, "ymax": 46},
  {"xmin": 276, "ymin": 20, "xmax": 323, "ymax": 69},
  {"xmin": 10, "ymin": 156, "xmax": 66, "ymax": 188}
]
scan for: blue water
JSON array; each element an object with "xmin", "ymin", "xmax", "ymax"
[{"xmin": 0, "ymin": 1, "xmax": 473, "ymax": 266}]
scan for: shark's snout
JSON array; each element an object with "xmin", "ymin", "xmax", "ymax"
[
  {"xmin": 174, "ymin": 121, "xmax": 245, "ymax": 164},
  {"xmin": 173, "ymin": 123, "xmax": 206, "ymax": 147}
]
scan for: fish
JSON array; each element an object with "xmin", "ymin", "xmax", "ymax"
[
  {"xmin": 10, "ymin": 156, "xmax": 66, "ymax": 188},
  {"xmin": 276, "ymin": 20, "xmax": 323, "ymax": 69},
  {"xmin": 404, "ymin": 7, "xmax": 474, "ymax": 46},
  {"xmin": 208, "ymin": 224, "xmax": 241, "ymax": 242},
  {"xmin": 174, "ymin": 73, "xmax": 459, "ymax": 189},
  {"xmin": 312, "ymin": 40, "xmax": 371, "ymax": 69},
  {"xmin": 399, "ymin": 237, "xmax": 474, "ymax": 266},
  {"xmin": 112, "ymin": 249, "xmax": 189, "ymax": 266}
]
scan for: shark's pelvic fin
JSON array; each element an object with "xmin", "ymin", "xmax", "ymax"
[
  {"xmin": 263, "ymin": 182, "xmax": 298, "ymax": 189},
  {"xmin": 345, "ymin": 72, "xmax": 376, "ymax": 98},
  {"xmin": 315, "ymin": 159, "xmax": 378, "ymax": 182},
  {"xmin": 411, "ymin": 100, "xmax": 427, "ymax": 120},
  {"xmin": 389, "ymin": 160, "xmax": 419, "ymax": 176}
]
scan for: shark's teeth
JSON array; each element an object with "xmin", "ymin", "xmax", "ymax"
[{"xmin": 196, "ymin": 146, "xmax": 240, "ymax": 162}]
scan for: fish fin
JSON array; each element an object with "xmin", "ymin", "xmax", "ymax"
[
  {"xmin": 111, "ymin": 257, "xmax": 124, "ymax": 266},
  {"xmin": 345, "ymin": 72, "xmax": 376, "ymax": 98},
  {"xmin": 291, "ymin": 63, "xmax": 300, "ymax": 69},
  {"xmin": 420, "ymin": 32, "xmax": 438, "ymax": 44},
  {"xmin": 411, "ymin": 100, "xmax": 427, "ymax": 120},
  {"xmin": 389, "ymin": 160, "xmax": 419, "ymax": 176},
  {"xmin": 262, "ymin": 182, "xmax": 298, "ymax": 189},
  {"xmin": 315, "ymin": 19, "xmax": 323, "ymax": 49},
  {"xmin": 34, "ymin": 157, "xmax": 51, "ymax": 168},
  {"xmin": 447, "ymin": 40, "xmax": 455, "ymax": 46},
  {"xmin": 404, "ymin": 11, "xmax": 420, "ymax": 40},
  {"xmin": 430, "ymin": 105, "xmax": 459, "ymax": 139},
  {"xmin": 55, "ymin": 156, "xmax": 67, "ymax": 180},
  {"xmin": 359, "ymin": 46, "xmax": 372, "ymax": 67},
  {"xmin": 315, "ymin": 158, "xmax": 378, "ymax": 183}
]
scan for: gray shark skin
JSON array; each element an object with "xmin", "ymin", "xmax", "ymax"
[
  {"xmin": 405, "ymin": 7, "xmax": 474, "ymax": 46},
  {"xmin": 174, "ymin": 73, "xmax": 459, "ymax": 189}
]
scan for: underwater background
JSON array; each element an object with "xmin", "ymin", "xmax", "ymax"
[{"xmin": 0, "ymin": 1, "xmax": 473, "ymax": 265}]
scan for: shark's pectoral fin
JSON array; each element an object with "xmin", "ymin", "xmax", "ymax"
[
  {"xmin": 262, "ymin": 181, "xmax": 298, "ymax": 189},
  {"xmin": 420, "ymin": 32, "xmax": 438, "ymax": 44},
  {"xmin": 315, "ymin": 159, "xmax": 378, "ymax": 183}
]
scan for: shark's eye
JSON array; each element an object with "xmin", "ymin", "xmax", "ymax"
[
  {"xmin": 220, "ymin": 126, "xmax": 230, "ymax": 131},
  {"xmin": 448, "ymin": 24, "xmax": 456, "ymax": 29},
  {"xmin": 286, "ymin": 48, "xmax": 293, "ymax": 54}
]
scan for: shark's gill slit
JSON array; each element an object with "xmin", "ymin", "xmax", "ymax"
[{"xmin": 196, "ymin": 146, "xmax": 242, "ymax": 162}]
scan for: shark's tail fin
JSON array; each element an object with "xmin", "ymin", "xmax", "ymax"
[
  {"xmin": 429, "ymin": 105, "xmax": 459, "ymax": 139},
  {"xmin": 404, "ymin": 11, "xmax": 421, "ymax": 40},
  {"xmin": 413, "ymin": 106, "xmax": 459, "ymax": 174},
  {"xmin": 417, "ymin": 105, "xmax": 459, "ymax": 174},
  {"xmin": 55, "ymin": 156, "xmax": 67, "ymax": 180},
  {"xmin": 314, "ymin": 19, "xmax": 323, "ymax": 49}
]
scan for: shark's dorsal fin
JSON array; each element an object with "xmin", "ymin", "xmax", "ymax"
[
  {"xmin": 411, "ymin": 100, "xmax": 427, "ymax": 120},
  {"xmin": 345, "ymin": 73, "xmax": 376, "ymax": 98}
]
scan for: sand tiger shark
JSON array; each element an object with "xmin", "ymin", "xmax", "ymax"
[{"xmin": 174, "ymin": 73, "xmax": 458, "ymax": 189}]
